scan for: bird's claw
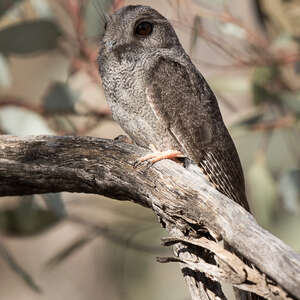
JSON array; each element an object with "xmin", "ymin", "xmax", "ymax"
[{"xmin": 133, "ymin": 148, "xmax": 184, "ymax": 169}]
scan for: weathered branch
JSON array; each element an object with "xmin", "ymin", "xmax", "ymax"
[
  {"xmin": 160, "ymin": 237, "xmax": 291, "ymax": 299},
  {"xmin": 0, "ymin": 135, "xmax": 299, "ymax": 299}
]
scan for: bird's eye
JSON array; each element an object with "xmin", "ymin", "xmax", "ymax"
[
  {"xmin": 104, "ymin": 21, "xmax": 107, "ymax": 31},
  {"xmin": 135, "ymin": 21, "xmax": 153, "ymax": 37}
]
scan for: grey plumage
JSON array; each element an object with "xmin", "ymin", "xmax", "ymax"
[
  {"xmin": 98, "ymin": 5, "xmax": 263, "ymax": 300},
  {"xmin": 98, "ymin": 5, "xmax": 248, "ymax": 210}
]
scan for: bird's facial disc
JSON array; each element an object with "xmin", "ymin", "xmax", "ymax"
[{"xmin": 101, "ymin": 5, "xmax": 180, "ymax": 54}]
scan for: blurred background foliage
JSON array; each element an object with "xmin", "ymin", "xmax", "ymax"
[{"xmin": 0, "ymin": 0, "xmax": 299, "ymax": 299}]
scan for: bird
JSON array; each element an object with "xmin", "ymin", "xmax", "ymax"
[{"xmin": 98, "ymin": 5, "xmax": 260, "ymax": 300}]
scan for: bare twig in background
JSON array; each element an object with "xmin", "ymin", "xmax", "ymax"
[
  {"xmin": 0, "ymin": 96, "xmax": 111, "ymax": 117},
  {"xmin": 0, "ymin": 241, "xmax": 41, "ymax": 293}
]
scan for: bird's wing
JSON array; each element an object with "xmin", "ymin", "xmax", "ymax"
[
  {"xmin": 146, "ymin": 57, "xmax": 217, "ymax": 159},
  {"xmin": 146, "ymin": 57, "xmax": 248, "ymax": 210}
]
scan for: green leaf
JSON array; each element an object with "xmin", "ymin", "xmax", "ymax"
[
  {"xmin": 0, "ymin": 241, "xmax": 41, "ymax": 293},
  {"xmin": 189, "ymin": 15, "xmax": 202, "ymax": 54},
  {"xmin": 210, "ymin": 75, "xmax": 251, "ymax": 94},
  {"xmin": 30, "ymin": 0, "xmax": 53, "ymax": 18},
  {"xmin": 252, "ymin": 66, "xmax": 276, "ymax": 86},
  {"xmin": 247, "ymin": 152, "xmax": 277, "ymax": 227},
  {"xmin": 0, "ymin": 198, "xmax": 62, "ymax": 237},
  {"xmin": 253, "ymin": 84, "xmax": 276, "ymax": 105},
  {"xmin": 294, "ymin": 60, "xmax": 300, "ymax": 74},
  {"xmin": 84, "ymin": 0, "xmax": 114, "ymax": 40},
  {"xmin": 279, "ymin": 169, "xmax": 300, "ymax": 214},
  {"xmin": 0, "ymin": 20, "xmax": 62, "ymax": 55},
  {"xmin": 0, "ymin": 0, "xmax": 22, "ymax": 18},
  {"xmin": 0, "ymin": 106, "xmax": 54, "ymax": 135},
  {"xmin": 278, "ymin": 91, "xmax": 300, "ymax": 115},
  {"xmin": 0, "ymin": 53, "xmax": 12, "ymax": 88},
  {"xmin": 43, "ymin": 82, "xmax": 79, "ymax": 114},
  {"xmin": 220, "ymin": 22, "xmax": 246, "ymax": 39},
  {"xmin": 271, "ymin": 33, "xmax": 294, "ymax": 50},
  {"xmin": 42, "ymin": 193, "xmax": 66, "ymax": 217},
  {"xmin": 252, "ymin": 65, "xmax": 280, "ymax": 105}
]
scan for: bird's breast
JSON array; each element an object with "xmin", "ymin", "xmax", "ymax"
[{"xmin": 102, "ymin": 64, "xmax": 180, "ymax": 151}]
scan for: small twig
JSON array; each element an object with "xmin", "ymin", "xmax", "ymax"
[
  {"xmin": 160, "ymin": 236, "xmax": 292, "ymax": 299},
  {"xmin": 249, "ymin": 115, "xmax": 296, "ymax": 131},
  {"xmin": 0, "ymin": 96, "xmax": 111, "ymax": 118}
]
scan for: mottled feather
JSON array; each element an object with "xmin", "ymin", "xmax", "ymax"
[
  {"xmin": 98, "ymin": 6, "xmax": 261, "ymax": 299},
  {"xmin": 146, "ymin": 57, "xmax": 248, "ymax": 210}
]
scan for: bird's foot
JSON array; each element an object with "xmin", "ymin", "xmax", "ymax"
[{"xmin": 134, "ymin": 144, "xmax": 184, "ymax": 168}]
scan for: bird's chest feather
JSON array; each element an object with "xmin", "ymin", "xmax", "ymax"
[{"xmin": 103, "ymin": 57, "xmax": 181, "ymax": 150}]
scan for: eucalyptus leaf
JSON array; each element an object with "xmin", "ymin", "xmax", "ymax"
[
  {"xmin": 252, "ymin": 66, "xmax": 278, "ymax": 85},
  {"xmin": 0, "ymin": 53, "xmax": 12, "ymax": 88},
  {"xmin": 42, "ymin": 193, "xmax": 66, "ymax": 217},
  {"xmin": 252, "ymin": 84, "xmax": 278, "ymax": 105},
  {"xmin": 43, "ymin": 82, "xmax": 78, "ymax": 114},
  {"xmin": 30, "ymin": 0, "xmax": 53, "ymax": 19},
  {"xmin": 279, "ymin": 169, "xmax": 300, "ymax": 214},
  {"xmin": 219, "ymin": 22, "xmax": 246, "ymax": 39},
  {"xmin": 0, "ymin": 20, "xmax": 62, "ymax": 55},
  {"xmin": 210, "ymin": 76, "xmax": 250, "ymax": 94},
  {"xmin": 0, "ymin": 106, "xmax": 54, "ymax": 135},
  {"xmin": 252, "ymin": 66, "xmax": 280, "ymax": 105},
  {"xmin": 85, "ymin": 0, "xmax": 114, "ymax": 40},
  {"xmin": 271, "ymin": 33, "xmax": 294, "ymax": 50},
  {"xmin": 0, "ymin": 0, "xmax": 22, "ymax": 18},
  {"xmin": 278, "ymin": 91, "xmax": 300, "ymax": 115},
  {"xmin": 266, "ymin": 129, "xmax": 298, "ymax": 175},
  {"xmin": 247, "ymin": 153, "xmax": 277, "ymax": 227},
  {"xmin": 0, "ymin": 202, "xmax": 61, "ymax": 237},
  {"xmin": 294, "ymin": 60, "xmax": 300, "ymax": 74},
  {"xmin": 189, "ymin": 15, "xmax": 202, "ymax": 54}
]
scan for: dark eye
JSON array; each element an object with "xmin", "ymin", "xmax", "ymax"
[
  {"xmin": 135, "ymin": 21, "xmax": 153, "ymax": 37},
  {"xmin": 104, "ymin": 21, "xmax": 107, "ymax": 31}
]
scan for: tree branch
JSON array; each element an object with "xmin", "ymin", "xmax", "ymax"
[{"xmin": 0, "ymin": 135, "xmax": 299, "ymax": 299}]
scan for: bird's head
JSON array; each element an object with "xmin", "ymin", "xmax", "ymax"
[{"xmin": 99, "ymin": 5, "xmax": 181, "ymax": 62}]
